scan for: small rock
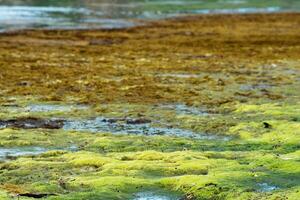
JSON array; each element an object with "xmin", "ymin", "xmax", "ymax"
[
  {"xmin": 263, "ymin": 122, "xmax": 272, "ymax": 129},
  {"xmin": 0, "ymin": 117, "xmax": 64, "ymax": 129},
  {"xmin": 126, "ymin": 118, "xmax": 152, "ymax": 124}
]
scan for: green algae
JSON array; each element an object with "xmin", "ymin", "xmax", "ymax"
[
  {"xmin": 0, "ymin": 190, "xmax": 8, "ymax": 199},
  {"xmin": 4, "ymin": 113, "xmax": 295, "ymax": 193},
  {"xmin": 0, "ymin": 101, "xmax": 299, "ymax": 199},
  {"xmin": 0, "ymin": 138, "xmax": 299, "ymax": 199}
]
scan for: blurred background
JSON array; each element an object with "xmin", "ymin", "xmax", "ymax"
[{"xmin": 0, "ymin": 0, "xmax": 299, "ymax": 31}]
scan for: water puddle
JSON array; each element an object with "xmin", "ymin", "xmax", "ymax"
[
  {"xmin": 63, "ymin": 117, "xmax": 229, "ymax": 140},
  {"xmin": 0, "ymin": 147, "xmax": 47, "ymax": 160},
  {"xmin": 0, "ymin": 117, "xmax": 64, "ymax": 129},
  {"xmin": 0, "ymin": 145, "xmax": 77, "ymax": 161},
  {"xmin": 257, "ymin": 183, "xmax": 279, "ymax": 192},
  {"xmin": 133, "ymin": 191, "xmax": 179, "ymax": 200}
]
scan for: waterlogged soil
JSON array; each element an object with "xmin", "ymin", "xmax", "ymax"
[{"xmin": 0, "ymin": 13, "xmax": 299, "ymax": 200}]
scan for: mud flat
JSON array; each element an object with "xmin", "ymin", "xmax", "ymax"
[{"xmin": 0, "ymin": 13, "xmax": 299, "ymax": 200}]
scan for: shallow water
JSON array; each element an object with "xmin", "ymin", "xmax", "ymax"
[
  {"xmin": 63, "ymin": 117, "xmax": 230, "ymax": 140},
  {"xmin": 257, "ymin": 183, "xmax": 279, "ymax": 192},
  {"xmin": 0, "ymin": 102, "xmax": 228, "ymax": 140},
  {"xmin": 0, "ymin": 0, "xmax": 299, "ymax": 31},
  {"xmin": 0, "ymin": 147, "xmax": 47, "ymax": 160},
  {"xmin": 0, "ymin": 145, "xmax": 77, "ymax": 161},
  {"xmin": 133, "ymin": 191, "xmax": 179, "ymax": 200}
]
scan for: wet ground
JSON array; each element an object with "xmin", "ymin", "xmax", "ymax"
[{"xmin": 0, "ymin": 13, "xmax": 299, "ymax": 200}]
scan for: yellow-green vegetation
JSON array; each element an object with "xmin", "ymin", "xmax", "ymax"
[
  {"xmin": 0, "ymin": 129, "xmax": 89, "ymax": 147},
  {"xmin": 0, "ymin": 13, "xmax": 300, "ymax": 199},
  {"xmin": 0, "ymin": 140, "xmax": 299, "ymax": 199},
  {"xmin": 0, "ymin": 190, "xmax": 8, "ymax": 199}
]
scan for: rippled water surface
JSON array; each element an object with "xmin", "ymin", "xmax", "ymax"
[{"xmin": 0, "ymin": 0, "xmax": 299, "ymax": 31}]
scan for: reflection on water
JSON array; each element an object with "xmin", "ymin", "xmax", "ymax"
[{"xmin": 0, "ymin": 0, "xmax": 299, "ymax": 31}]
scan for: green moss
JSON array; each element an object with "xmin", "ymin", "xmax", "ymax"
[
  {"xmin": 229, "ymin": 120, "xmax": 300, "ymax": 144},
  {"xmin": 0, "ymin": 128, "xmax": 96, "ymax": 148},
  {"xmin": 66, "ymin": 151, "xmax": 115, "ymax": 168},
  {"xmin": 1, "ymin": 145, "xmax": 299, "ymax": 199},
  {"xmin": 235, "ymin": 103, "xmax": 300, "ymax": 120},
  {"xmin": 0, "ymin": 190, "xmax": 8, "ymax": 200}
]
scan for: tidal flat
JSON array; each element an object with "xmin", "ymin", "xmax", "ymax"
[{"xmin": 0, "ymin": 13, "xmax": 299, "ymax": 199}]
